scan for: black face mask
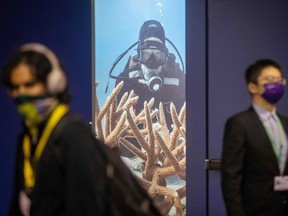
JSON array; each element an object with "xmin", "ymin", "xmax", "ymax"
[{"xmin": 14, "ymin": 95, "xmax": 50, "ymax": 105}]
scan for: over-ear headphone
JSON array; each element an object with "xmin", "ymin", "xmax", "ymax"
[{"xmin": 20, "ymin": 43, "xmax": 67, "ymax": 95}]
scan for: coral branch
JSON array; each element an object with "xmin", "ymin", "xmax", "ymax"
[
  {"xmin": 119, "ymin": 137, "xmax": 147, "ymax": 161},
  {"xmin": 105, "ymin": 111, "xmax": 127, "ymax": 147},
  {"xmin": 158, "ymin": 102, "xmax": 170, "ymax": 145},
  {"xmin": 126, "ymin": 108, "xmax": 149, "ymax": 151},
  {"xmin": 94, "ymin": 81, "xmax": 186, "ymax": 215},
  {"xmin": 97, "ymin": 81, "xmax": 123, "ymax": 120},
  {"xmin": 154, "ymin": 130, "xmax": 180, "ymax": 172}
]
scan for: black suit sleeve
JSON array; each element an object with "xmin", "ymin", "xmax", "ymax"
[{"xmin": 221, "ymin": 116, "xmax": 246, "ymax": 216}]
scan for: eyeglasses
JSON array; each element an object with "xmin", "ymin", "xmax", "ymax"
[
  {"xmin": 259, "ymin": 76, "xmax": 286, "ymax": 85},
  {"xmin": 139, "ymin": 49, "xmax": 166, "ymax": 63}
]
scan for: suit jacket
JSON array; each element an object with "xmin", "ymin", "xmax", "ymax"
[{"xmin": 221, "ymin": 107, "xmax": 288, "ymax": 216}]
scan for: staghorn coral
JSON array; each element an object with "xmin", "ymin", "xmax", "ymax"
[{"xmin": 94, "ymin": 81, "xmax": 186, "ymax": 215}]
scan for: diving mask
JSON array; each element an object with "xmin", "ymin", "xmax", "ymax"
[{"xmin": 139, "ymin": 49, "xmax": 166, "ymax": 69}]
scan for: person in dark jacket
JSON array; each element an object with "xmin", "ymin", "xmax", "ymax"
[
  {"xmin": 221, "ymin": 59, "xmax": 288, "ymax": 216},
  {"xmin": 1, "ymin": 43, "xmax": 160, "ymax": 216}
]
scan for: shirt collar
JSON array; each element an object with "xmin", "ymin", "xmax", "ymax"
[{"xmin": 252, "ymin": 102, "xmax": 277, "ymax": 122}]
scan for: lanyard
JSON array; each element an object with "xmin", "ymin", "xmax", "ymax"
[
  {"xmin": 23, "ymin": 103, "xmax": 68, "ymax": 190},
  {"xmin": 263, "ymin": 115, "xmax": 286, "ymax": 174}
]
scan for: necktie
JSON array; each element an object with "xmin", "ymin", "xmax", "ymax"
[{"xmin": 268, "ymin": 114, "xmax": 287, "ymax": 175}]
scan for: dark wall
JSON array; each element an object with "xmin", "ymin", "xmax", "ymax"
[
  {"xmin": 0, "ymin": 0, "xmax": 92, "ymax": 214},
  {"xmin": 208, "ymin": 1, "xmax": 288, "ymax": 214},
  {"xmin": 186, "ymin": 0, "xmax": 207, "ymax": 215},
  {"xmin": 188, "ymin": 0, "xmax": 288, "ymax": 215}
]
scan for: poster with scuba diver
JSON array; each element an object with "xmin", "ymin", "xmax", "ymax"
[{"xmin": 93, "ymin": 0, "xmax": 186, "ymax": 215}]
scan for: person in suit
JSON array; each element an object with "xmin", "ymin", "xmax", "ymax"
[{"xmin": 221, "ymin": 59, "xmax": 288, "ymax": 216}]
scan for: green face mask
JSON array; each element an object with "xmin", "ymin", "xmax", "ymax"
[
  {"xmin": 17, "ymin": 102, "xmax": 40, "ymax": 125},
  {"xmin": 15, "ymin": 95, "xmax": 50, "ymax": 125}
]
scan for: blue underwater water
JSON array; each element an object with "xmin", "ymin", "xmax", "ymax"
[{"xmin": 94, "ymin": 0, "xmax": 185, "ymax": 107}]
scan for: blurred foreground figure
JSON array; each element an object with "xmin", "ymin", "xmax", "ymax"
[
  {"xmin": 1, "ymin": 43, "xmax": 160, "ymax": 216},
  {"xmin": 221, "ymin": 59, "xmax": 288, "ymax": 216}
]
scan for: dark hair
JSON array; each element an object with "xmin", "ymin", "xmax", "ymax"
[
  {"xmin": 245, "ymin": 59, "xmax": 282, "ymax": 84},
  {"xmin": 1, "ymin": 50, "xmax": 71, "ymax": 104}
]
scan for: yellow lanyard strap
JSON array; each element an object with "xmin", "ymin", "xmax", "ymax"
[{"xmin": 23, "ymin": 103, "xmax": 68, "ymax": 189}]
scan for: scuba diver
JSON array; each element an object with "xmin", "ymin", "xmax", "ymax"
[
  {"xmin": 115, "ymin": 20, "xmax": 185, "ymax": 127},
  {"xmin": 112, "ymin": 19, "xmax": 185, "ymax": 157}
]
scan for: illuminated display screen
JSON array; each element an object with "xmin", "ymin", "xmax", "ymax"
[{"xmin": 93, "ymin": 1, "xmax": 186, "ymax": 215}]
